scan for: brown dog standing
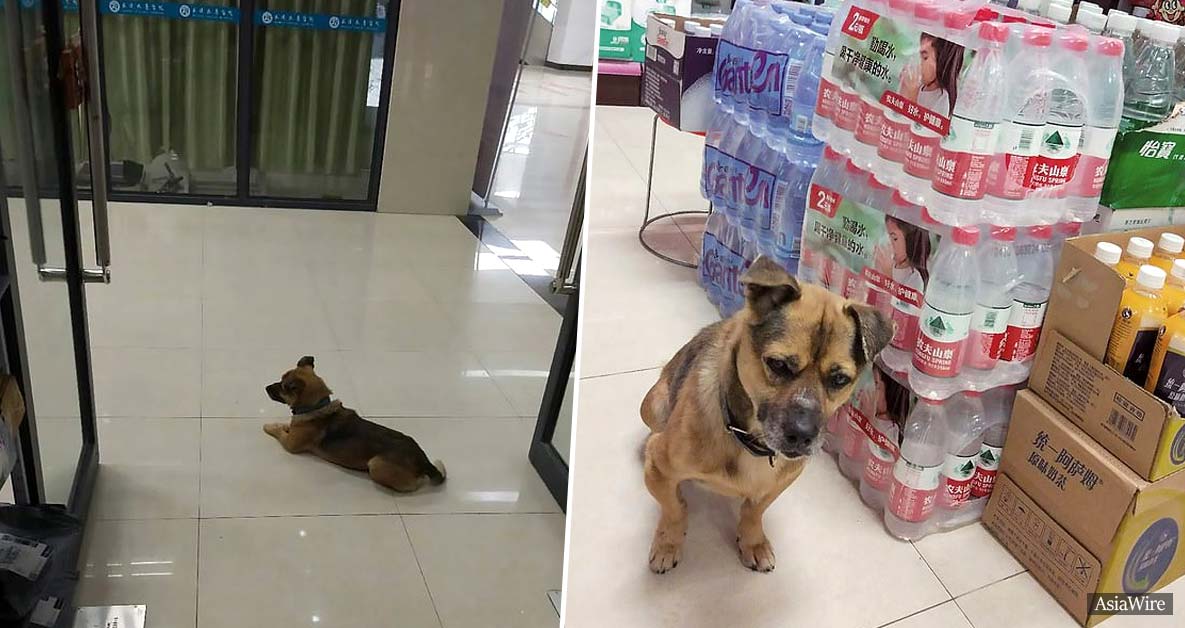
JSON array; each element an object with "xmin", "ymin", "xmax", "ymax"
[
  {"xmin": 641, "ymin": 257, "xmax": 892, "ymax": 573},
  {"xmin": 264, "ymin": 356, "xmax": 446, "ymax": 492}
]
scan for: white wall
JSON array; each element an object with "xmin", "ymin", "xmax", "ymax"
[{"xmin": 547, "ymin": 0, "xmax": 595, "ymax": 67}]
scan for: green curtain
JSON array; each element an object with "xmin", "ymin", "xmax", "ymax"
[
  {"xmin": 254, "ymin": 0, "xmax": 379, "ymax": 192},
  {"xmin": 3, "ymin": 0, "xmax": 383, "ymax": 199}
]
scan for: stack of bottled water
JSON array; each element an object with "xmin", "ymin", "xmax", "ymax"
[{"xmin": 698, "ymin": 0, "xmax": 833, "ymax": 317}]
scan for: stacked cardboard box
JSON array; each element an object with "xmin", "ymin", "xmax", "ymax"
[{"xmin": 983, "ymin": 226, "xmax": 1185, "ymax": 626}]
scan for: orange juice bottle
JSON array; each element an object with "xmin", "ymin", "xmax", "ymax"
[
  {"xmin": 1145, "ymin": 310, "xmax": 1185, "ymax": 411},
  {"xmin": 1114, "ymin": 237, "xmax": 1154, "ymax": 281},
  {"xmin": 1094, "ymin": 242, "xmax": 1122, "ymax": 270},
  {"xmin": 1150, "ymin": 233, "xmax": 1184, "ymax": 273},
  {"xmin": 1163, "ymin": 259, "xmax": 1185, "ymax": 316},
  {"xmin": 1105, "ymin": 265, "xmax": 1168, "ymax": 386}
]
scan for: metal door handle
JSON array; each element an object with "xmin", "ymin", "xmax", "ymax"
[
  {"xmin": 34, "ymin": 0, "xmax": 110, "ymax": 284},
  {"xmin": 71, "ymin": 0, "xmax": 112, "ymax": 283}
]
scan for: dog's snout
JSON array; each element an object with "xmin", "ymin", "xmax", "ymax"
[
  {"xmin": 265, "ymin": 382, "xmax": 284, "ymax": 403},
  {"xmin": 763, "ymin": 400, "xmax": 822, "ymax": 455}
]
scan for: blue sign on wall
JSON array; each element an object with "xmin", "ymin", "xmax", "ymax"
[{"xmin": 255, "ymin": 9, "xmax": 385, "ymax": 34}]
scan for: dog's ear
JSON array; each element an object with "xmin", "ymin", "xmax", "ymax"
[
  {"xmin": 297, "ymin": 356, "xmax": 315, "ymax": 369},
  {"xmin": 741, "ymin": 256, "xmax": 800, "ymax": 317},
  {"xmin": 845, "ymin": 303, "xmax": 894, "ymax": 365}
]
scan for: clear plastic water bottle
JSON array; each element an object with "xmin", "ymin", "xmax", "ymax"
[
  {"xmin": 702, "ymin": 108, "xmax": 732, "ymax": 201},
  {"xmin": 985, "ymin": 26, "xmax": 1052, "ymax": 227},
  {"xmin": 701, "ymin": 212, "xmax": 727, "ymax": 305},
  {"xmin": 736, "ymin": 121, "xmax": 775, "ymax": 234},
  {"xmin": 1034, "ymin": 31, "xmax": 1089, "ymax": 225},
  {"xmin": 1121, "ymin": 20, "xmax": 1178, "ymax": 132},
  {"xmin": 813, "ymin": 0, "xmax": 857, "ymax": 142},
  {"xmin": 913, "ymin": 227, "xmax": 981, "ymax": 396},
  {"xmin": 1068, "ymin": 36, "xmax": 1125, "ymax": 223},
  {"xmin": 1104, "ymin": 11, "xmax": 1138, "ymax": 79},
  {"xmin": 859, "ymin": 401, "xmax": 900, "ymax": 512},
  {"xmin": 771, "ymin": 137, "xmax": 821, "ymax": 259},
  {"xmin": 886, "ymin": 397, "xmax": 947, "ymax": 540},
  {"xmin": 964, "ymin": 385, "xmax": 1016, "ymax": 520},
  {"xmin": 790, "ymin": 33, "xmax": 826, "ymax": 144},
  {"xmin": 747, "ymin": 10, "xmax": 792, "ymax": 135},
  {"xmin": 936, "ymin": 391, "xmax": 987, "ymax": 528},
  {"xmin": 929, "ymin": 22, "xmax": 1008, "ymax": 227},
  {"xmin": 966, "ymin": 226, "xmax": 1018, "ymax": 380},
  {"xmin": 1000, "ymin": 225, "xmax": 1054, "ymax": 369}
]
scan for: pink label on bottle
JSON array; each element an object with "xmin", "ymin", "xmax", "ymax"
[
  {"xmin": 931, "ymin": 149, "xmax": 992, "ymax": 200},
  {"xmin": 817, "ymin": 77, "xmax": 839, "ymax": 121},
  {"xmin": 1075, "ymin": 154, "xmax": 1110, "ymax": 197},
  {"xmin": 842, "ymin": 410, "xmax": 866, "ymax": 459},
  {"xmin": 903, "ymin": 131, "xmax": 940, "ymax": 180},
  {"xmin": 913, "ymin": 303, "xmax": 971, "ymax": 377},
  {"xmin": 888, "ymin": 459, "xmax": 941, "ymax": 523},
  {"xmin": 863, "ymin": 448, "xmax": 895, "ymax": 491},
  {"xmin": 890, "ymin": 304, "xmax": 920, "ymax": 351},
  {"xmin": 878, "ymin": 116, "xmax": 911, "ymax": 164},
  {"xmin": 1028, "ymin": 155, "xmax": 1079, "ymax": 197},
  {"xmin": 855, "ymin": 100, "xmax": 884, "ymax": 147},
  {"xmin": 834, "ymin": 89, "xmax": 863, "ymax": 132},
  {"xmin": 1001, "ymin": 299, "xmax": 1047, "ymax": 362}
]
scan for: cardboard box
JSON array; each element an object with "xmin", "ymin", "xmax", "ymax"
[
  {"xmin": 1031, "ymin": 225, "xmax": 1185, "ymax": 480},
  {"xmin": 983, "ymin": 390, "xmax": 1185, "ymax": 626},
  {"xmin": 640, "ymin": 14, "xmax": 722, "ymax": 133}
]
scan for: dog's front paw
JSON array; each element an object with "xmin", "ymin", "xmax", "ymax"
[
  {"xmin": 263, "ymin": 423, "xmax": 287, "ymax": 438},
  {"xmin": 738, "ymin": 537, "xmax": 776, "ymax": 572},
  {"xmin": 649, "ymin": 539, "xmax": 683, "ymax": 574}
]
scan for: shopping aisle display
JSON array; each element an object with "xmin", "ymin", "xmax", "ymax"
[{"xmin": 699, "ymin": 0, "xmax": 833, "ymax": 317}]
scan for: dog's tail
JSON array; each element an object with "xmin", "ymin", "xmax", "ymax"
[{"xmin": 426, "ymin": 459, "xmax": 447, "ymax": 485}]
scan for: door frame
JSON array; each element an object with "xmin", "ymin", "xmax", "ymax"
[
  {"xmin": 528, "ymin": 264, "xmax": 577, "ymax": 512},
  {"xmin": 85, "ymin": 0, "xmax": 402, "ymax": 212}
]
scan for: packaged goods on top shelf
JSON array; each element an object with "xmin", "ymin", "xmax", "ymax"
[
  {"xmin": 699, "ymin": 0, "xmax": 835, "ymax": 316},
  {"xmin": 815, "ymin": 0, "xmax": 1126, "ymax": 227}
]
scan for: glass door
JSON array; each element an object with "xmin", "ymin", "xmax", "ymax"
[
  {"xmin": 249, "ymin": 0, "xmax": 392, "ymax": 201},
  {"xmin": 1, "ymin": 0, "xmax": 104, "ymax": 510}
]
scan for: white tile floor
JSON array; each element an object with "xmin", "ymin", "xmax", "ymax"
[
  {"xmin": 6, "ymin": 201, "xmax": 565, "ymax": 627},
  {"xmin": 565, "ymin": 106, "xmax": 1185, "ymax": 628}
]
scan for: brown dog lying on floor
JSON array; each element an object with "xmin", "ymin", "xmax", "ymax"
[
  {"xmin": 641, "ymin": 257, "xmax": 892, "ymax": 573},
  {"xmin": 264, "ymin": 356, "xmax": 446, "ymax": 492}
]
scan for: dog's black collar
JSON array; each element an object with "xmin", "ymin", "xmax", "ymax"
[
  {"xmin": 292, "ymin": 396, "xmax": 333, "ymax": 416},
  {"xmin": 723, "ymin": 396, "xmax": 777, "ymax": 468}
]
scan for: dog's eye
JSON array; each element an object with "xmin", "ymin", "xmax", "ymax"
[
  {"xmin": 764, "ymin": 357, "xmax": 792, "ymax": 378},
  {"xmin": 828, "ymin": 373, "xmax": 852, "ymax": 389}
]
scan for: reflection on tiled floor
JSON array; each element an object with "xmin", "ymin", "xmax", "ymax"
[
  {"xmin": 566, "ymin": 106, "xmax": 1185, "ymax": 628},
  {"xmin": 486, "ymin": 66, "xmax": 591, "ymax": 271},
  {"xmin": 9, "ymin": 202, "xmax": 564, "ymax": 627}
]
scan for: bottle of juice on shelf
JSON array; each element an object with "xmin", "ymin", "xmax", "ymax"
[
  {"xmin": 1150, "ymin": 233, "xmax": 1184, "ymax": 273},
  {"xmin": 1000, "ymin": 225, "xmax": 1054, "ymax": 367},
  {"xmin": 937, "ymin": 391, "xmax": 987, "ymax": 529},
  {"xmin": 929, "ymin": 22, "xmax": 1008, "ymax": 226},
  {"xmin": 1105, "ymin": 265, "xmax": 1168, "ymax": 386},
  {"xmin": 1095, "ymin": 241, "xmax": 1123, "ymax": 270},
  {"xmin": 1145, "ymin": 308, "xmax": 1185, "ymax": 414},
  {"xmin": 913, "ymin": 227, "xmax": 980, "ymax": 394},
  {"xmin": 966, "ymin": 226, "xmax": 1018, "ymax": 377},
  {"xmin": 886, "ymin": 397, "xmax": 946, "ymax": 540},
  {"xmin": 1162, "ymin": 259, "xmax": 1185, "ymax": 316},
  {"xmin": 1115, "ymin": 236, "xmax": 1155, "ymax": 281}
]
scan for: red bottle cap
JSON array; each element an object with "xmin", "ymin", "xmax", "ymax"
[
  {"xmin": 914, "ymin": 1, "xmax": 941, "ymax": 22},
  {"xmin": 979, "ymin": 21, "xmax": 1010, "ymax": 44},
  {"xmin": 891, "ymin": 191, "xmax": 913, "ymax": 207},
  {"xmin": 1023, "ymin": 25, "xmax": 1052, "ymax": 47},
  {"xmin": 920, "ymin": 206, "xmax": 937, "ymax": 224},
  {"xmin": 1059, "ymin": 32, "xmax": 1090, "ymax": 52},
  {"xmin": 1059, "ymin": 222, "xmax": 1083, "ymax": 236},
  {"xmin": 868, "ymin": 174, "xmax": 890, "ymax": 190},
  {"xmin": 943, "ymin": 8, "xmax": 975, "ymax": 30},
  {"xmin": 964, "ymin": 390, "xmax": 984, "ymax": 398},
  {"xmin": 889, "ymin": 0, "xmax": 914, "ymax": 13},
  {"xmin": 1028, "ymin": 225, "xmax": 1054, "ymax": 239},
  {"xmin": 990, "ymin": 225, "xmax": 1017, "ymax": 241},
  {"xmin": 823, "ymin": 145, "xmax": 844, "ymax": 161},
  {"xmin": 844, "ymin": 159, "xmax": 864, "ymax": 175},
  {"xmin": 1098, "ymin": 37, "xmax": 1125, "ymax": 57},
  {"xmin": 952, "ymin": 226, "xmax": 981, "ymax": 246},
  {"xmin": 974, "ymin": 7, "xmax": 999, "ymax": 22}
]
